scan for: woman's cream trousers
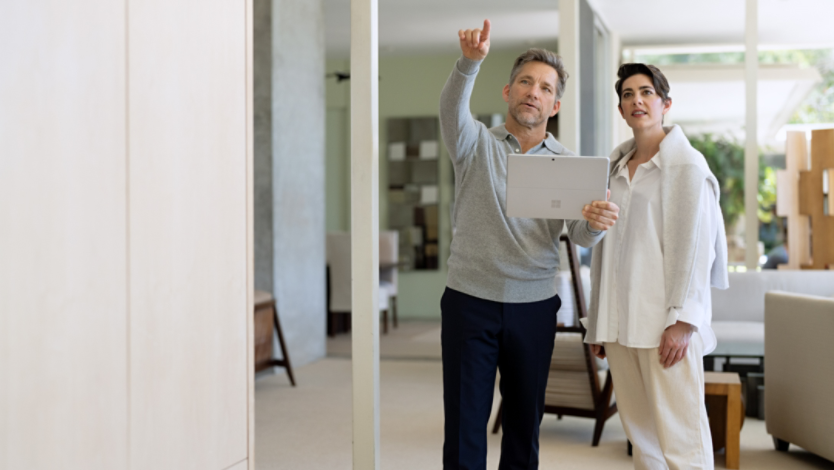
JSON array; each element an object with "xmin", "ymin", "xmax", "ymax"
[{"xmin": 605, "ymin": 335, "xmax": 714, "ymax": 470}]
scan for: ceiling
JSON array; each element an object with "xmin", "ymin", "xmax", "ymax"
[
  {"xmin": 323, "ymin": 0, "xmax": 560, "ymax": 57},
  {"xmin": 323, "ymin": 0, "xmax": 834, "ymax": 58},
  {"xmin": 661, "ymin": 63, "xmax": 822, "ymax": 146}
]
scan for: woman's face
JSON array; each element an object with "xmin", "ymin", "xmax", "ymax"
[{"xmin": 618, "ymin": 73, "xmax": 671, "ymax": 131}]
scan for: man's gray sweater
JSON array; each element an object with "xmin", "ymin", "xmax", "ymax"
[{"xmin": 439, "ymin": 56, "xmax": 604, "ymax": 303}]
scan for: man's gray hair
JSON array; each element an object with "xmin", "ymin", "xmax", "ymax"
[{"xmin": 509, "ymin": 48, "xmax": 569, "ymax": 99}]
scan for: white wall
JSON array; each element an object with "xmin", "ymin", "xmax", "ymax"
[{"xmin": 0, "ymin": 1, "xmax": 254, "ymax": 469}]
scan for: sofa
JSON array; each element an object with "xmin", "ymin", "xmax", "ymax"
[
  {"xmin": 709, "ymin": 271, "xmax": 834, "ymax": 358},
  {"xmin": 764, "ymin": 292, "xmax": 834, "ymax": 462}
]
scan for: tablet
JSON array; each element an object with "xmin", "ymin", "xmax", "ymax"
[{"xmin": 506, "ymin": 154, "xmax": 610, "ymax": 220}]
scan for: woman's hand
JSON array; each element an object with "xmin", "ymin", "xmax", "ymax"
[
  {"xmin": 583, "ymin": 189, "xmax": 619, "ymax": 231},
  {"xmin": 591, "ymin": 344, "xmax": 606, "ymax": 359},
  {"xmin": 658, "ymin": 321, "xmax": 694, "ymax": 368}
]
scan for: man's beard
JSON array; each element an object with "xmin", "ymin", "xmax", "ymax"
[{"xmin": 509, "ymin": 102, "xmax": 546, "ymax": 128}]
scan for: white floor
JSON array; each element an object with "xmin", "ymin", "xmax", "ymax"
[{"xmin": 255, "ymin": 322, "xmax": 834, "ymax": 469}]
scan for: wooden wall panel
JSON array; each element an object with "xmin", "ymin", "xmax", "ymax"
[
  {"xmin": 806, "ymin": 129, "xmax": 834, "ymax": 269},
  {"xmin": 0, "ymin": 2, "xmax": 128, "ymax": 469},
  {"xmin": 127, "ymin": 1, "xmax": 250, "ymax": 468},
  {"xmin": 777, "ymin": 131, "xmax": 811, "ymax": 269}
]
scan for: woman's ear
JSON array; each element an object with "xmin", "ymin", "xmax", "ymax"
[{"xmin": 662, "ymin": 97, "xmax": 672, "ymax": 115}]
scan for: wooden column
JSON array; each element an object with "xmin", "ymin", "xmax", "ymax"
[
  {"xmin": 350, "ymin": 0, "xmax": 381, "ymax": 467},
  {"xmin": 744, "ymin": 0, "xmax": 760, "ymax": 270},
  {"xmin": 800, "ymin": 129, "xmax": 834, "ymax": 269}
]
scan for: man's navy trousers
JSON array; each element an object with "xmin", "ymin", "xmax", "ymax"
[{"xmin": 441, "ymin": 287, "xmax": 561, "ymax": 470}]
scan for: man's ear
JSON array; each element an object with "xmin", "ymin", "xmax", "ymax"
[
  {"xmin": 502, "ymin": 84, "xmax": 510, "ymax": 103},
  {"xmin": 550, "ymin": 100, "xmax": 561, "ymax": 117}
]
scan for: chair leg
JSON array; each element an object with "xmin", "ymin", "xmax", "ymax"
[
  {"xmin": 273, "ymin": 304, "xmax": 296, "ymax": 387},
  {"xmin": 392, "ymin": 296, "xmax": 398, "ymax": 328},
  {"xmin": 591, "ymin": 370, "xmax": 615, "ymax": 446},
  {"xmin": 382, "ymin": 309, "xmax": 388, "ymax": 335},
  {"xmin": 592, "ymin": 414, "xmax": 607, "ymax": 447},
  {"xmin": 491, "ymin": 400, "xmax": 503, "ymax": 434}
]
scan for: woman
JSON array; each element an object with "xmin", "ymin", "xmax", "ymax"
[{"xmin": 580, "ymin": 63, "xmax": 728, "ymax": 469}]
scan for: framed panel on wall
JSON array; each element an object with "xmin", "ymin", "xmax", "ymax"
[{"xmin": 387, "ymin": 117, "xmax": 440, "ymax": 270}]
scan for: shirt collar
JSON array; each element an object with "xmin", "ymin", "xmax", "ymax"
[
  {"xmin": 615, "ymin": 149, "xmax": 635, "ymax": 176},
  {"xmin": 542, "ymin": 132, "xmax": 565, "ymax": 153},
  {"xmin": 490, "ymin": 124, "xmax": 565, "ymax": 154},
  {"xmin": 615, "ymin": 148, "xmax": 661, "ymax": 177}
]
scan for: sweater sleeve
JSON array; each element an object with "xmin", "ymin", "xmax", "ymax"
[
  {"xmin": 439, "ymin": 56, "xmax": 483, "ymax": 168},
  {"xmin": 565, "ymin": 219, "xmax": 604, "ymax": 248},
  {"xmin": 664, "ymin": 180, "xmax": 717, "ymax": 330}
]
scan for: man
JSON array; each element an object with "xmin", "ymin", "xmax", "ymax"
[{"xmin": 439, "ymin": 19, "xmax": 620, "ymax": 470}]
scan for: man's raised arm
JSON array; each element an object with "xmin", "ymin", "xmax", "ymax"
[{"xmin": 439, "ymin": 19, "xmax": 491, "ymax": 166}]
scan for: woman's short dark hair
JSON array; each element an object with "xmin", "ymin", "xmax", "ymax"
[{"xmin": 614, "ymin": 63, "xmax": 671, "ymax": 106}]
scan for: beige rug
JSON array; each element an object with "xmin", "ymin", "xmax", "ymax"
[
  {"xmin": 327, "ymin": 321, "xmax": 442, "ymax": 360},
  {"xmin": 255, "ymin": 358, "xmax": 834, "ymax": 470}
]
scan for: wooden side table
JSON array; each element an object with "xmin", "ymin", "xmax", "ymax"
[
  {"xmin": 254, "ymin": 290, "xmax": 296, "ymax": 386},
  {"xmin": 705, "ymin": 371, "xmax": 743, "ymax": 469}
]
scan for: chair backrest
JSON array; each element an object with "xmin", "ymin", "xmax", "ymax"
[
  {"xmin": 545, "ymin": 235, "xmax": 610, "ymax": 410},
  {"xmin": 326, "ymin": 231, "xmax": 398, "ymax": 312},
  {"xmin": 379, "ymin": 230, "xmax": 399, "ymax": 294},
  {"xmin": 765, "ymin": 291, "xmax": 834, "ymax": 461},
  {"xmin": 547, "ymin": 333, "xmax": 608, "ymax": 410},
  {"xmin": 326, "ymin": 232, "xmax": 352, "ymax": 313},
  {"xmin": 712, "ymin": 271, "xmax": 834, "ymax": 322}
]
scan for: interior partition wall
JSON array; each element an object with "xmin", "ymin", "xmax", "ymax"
[{"xmin": 0, "ymin": 1, "xmax": 255, "ymax": 469}]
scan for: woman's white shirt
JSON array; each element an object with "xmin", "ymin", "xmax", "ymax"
[{"xmin": 593, "ymin": 148, "xmax": 718, "ymax": 354}]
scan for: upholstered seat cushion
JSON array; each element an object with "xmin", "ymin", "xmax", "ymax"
[
  {"xmin": 710, "ymin": 321, "xmax": 764, "ymax": 357},
  {"xmin": 546, "ymin": 332, "xmax": 614, "ymax": 410},
  {"xmin": 254, "ymin": 289, "xmax": 273, "ymax": 307}
]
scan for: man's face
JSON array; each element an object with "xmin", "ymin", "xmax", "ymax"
[
  {"xmin": 503, "ymin": 62, "xmax": 561, "ymax": 129},
  {"xmin": 617, "ymin": 73, "xmax": 671, "ymax": 131}
]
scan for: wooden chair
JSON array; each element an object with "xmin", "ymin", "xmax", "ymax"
[
  {"xmin": 254, "ymin": 290, "xmax": 296, "ymax": 386},
  {"xmin": 325, "ymin": 232, "xmax": 391, "ymax": 336},
  {"xmin": 379, "ymin": 230, "xmax": 400, "ymax": 329},
  {"xmin": 491, "ymin": 234, "xmax": 618, "ymax": 446}
]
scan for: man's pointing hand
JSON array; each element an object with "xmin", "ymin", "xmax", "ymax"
[{"xmin": 458, "ymin": 19, "xmax": 491, "ymax": 61}]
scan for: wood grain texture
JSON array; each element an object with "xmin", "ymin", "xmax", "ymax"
[
  {"xmin": 800, "ymin": 129, "xmax": 834, "ymax": 269},
  {"xmin": 725, "ymin": 382, "xmax": 742, "ymax": 469},
  {"xmin": 704, "ymin": 373, "xmax": 742, "ymax": 469},
  {"xmin": 777, "ymin": 131, "xmax": 812, "ymax": 269},
  {"xmin": 127, "ymin": 0, "xmax": 249, "ymax": 468},
  {"xmin": 254, "ymin": 304, "xmax": 275, "ymax": 367},
  {"xmin": 0, "ymin": 2, "xmax": 128, "ymax": 469}
]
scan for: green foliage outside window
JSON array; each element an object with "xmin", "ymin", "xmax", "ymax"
[{"xmin": 686, "ymin": 134, "xmax": 776, "ymax": 235}]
